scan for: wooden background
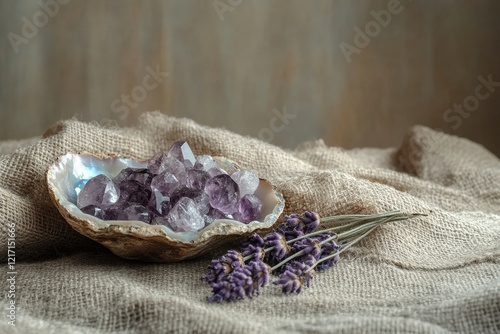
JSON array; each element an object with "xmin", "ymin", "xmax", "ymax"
[{"xmin": 1, "ymin": 0, "xmax": 499, "ymax": 155}]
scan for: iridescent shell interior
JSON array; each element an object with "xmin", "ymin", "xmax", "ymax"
[{"xmin": 47, "ymin": 153, "xmax": 285, "ymax": 262}]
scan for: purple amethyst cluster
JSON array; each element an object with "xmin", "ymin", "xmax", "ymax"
[{"xmin": 75, "ymin": 141, "xmax": 263, "ymax": 232}]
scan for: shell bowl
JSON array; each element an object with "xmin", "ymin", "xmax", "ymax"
[{"xmin": 46, "ymin": 153, "xmax": 285, "ymax": 262}]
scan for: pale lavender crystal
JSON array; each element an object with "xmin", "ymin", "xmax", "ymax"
[
  {"xmin": 148, "ymin": 152, "xmax": 188, "ymax": 181},
  {"xmin": 169, "ymin": 187, "xmax": 210, "ymax": 215},
  {"xmin": 151, "ymin": 172, "xmax": 181, "ymax": 196},
  {"xmin": 214, "ymin": 159, "xmax": 239, "ymax": 175},
  {"xmin": 77, "ymin": 174, "xmax": 120, "ymax": 209},
  {"xmin": 195, "ymin": 155, "xmax": 226, "ymax": 177},
  {"xmin": 123, "ymin": 204, "xmax": 150, "ymax": 223},
  {"xmin": 231, "ymin": 170, "xmax": 259, "ymax": 197},
  {"xmin": 167, "ymin": 197, "xmax": 205, "ymax": 232},
  {"xmin": 157, "ymin": 157, "xmax": 187, "ymax": 183},
  {"xmin": 186, "ymin": 169, "xmax": 210, "ymax": 191},
  {"xmin": 204, "ymin": 174, "xmax": 239, "ymax": 215},
  {"xmin": 238, "ymin": 194, "xmax": 262, "ymax": 223},
  {"xmin": 148, "ymin": 152, "xmax": 166, "ymax": 175},
  {"xmin": 167, "ymin": 141, "xmax": 196, "ymax": 168}
]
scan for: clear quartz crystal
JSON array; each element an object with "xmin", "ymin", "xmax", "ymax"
[
  {"xmin": 195, "ymin": 155, "xmax": 226, "ymax": 177},
  {"xmin": 231, "ymin": 170, "xmax": 259, "ymax": 197},
  {"xmin": 167, "ymin": 197, "xmax": 205, "ymax": 232},
  {"xmin": 194, "ymin": 191, "xmax": 211, "ymax": 215}
]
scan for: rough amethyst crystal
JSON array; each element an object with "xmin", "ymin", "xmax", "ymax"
[
  {"xmin": 238, "ymin": 194, "xmax": 263, "ymax": 223},
  {"xmin": 167, "ymin": 141, "xmax": 197, "ymax": 168},
  {"xmin": 204, "ymin": 174, "xmax": 240, "ymax": 215},
  {"xmin": 123, "ymin": 204, "xmax": 150, "ymax": 223},
  {"xmin": 77, "ymin": 174, "xmax": 120, "ymax": 209},
  {"xmin": 186, "ymin": 169, "xmax": 211, "ymax": 191},
  {"xmin": 80, "ymin": 205, "xmax": 105, "ymax": 220},
  {"xmin": 114, "ymin": 168, "xmax": 152, "ymax": 187},
  {"xmin": 148, "ymin": 152, "xmax": 166, "ymax": 175},
  {"xmin": 75, "ymin": 141, "xmax": 264, "ymax": 232},
  {"xmin": 117, "ymin": 180, "xmax": 151, "ymax": 207},
  {"xmin": 151, "ymin": 172, "xmax": 181, "ymax": 197},
  {"xmin": 102, "ymin": 203, "xmax": 127, "ymax": 221},
  {"xmin": 147, "ymin": 189, "xmax": 172, "ymax": 217}
]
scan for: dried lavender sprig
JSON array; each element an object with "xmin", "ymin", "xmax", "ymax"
[
  {"xmin": 271, "ymin": 214, "xmax": 396, "ymax": 272},
  {"xmin": 274, "ymin": 218, "xmax": 391, "ymax": 293},
  {"xmin": 250, "ymin": 212, "xmax": 421, "ymax": 271},
  {"xmin": 309, "ymin": 225, "xmax": 379, "ymax": 272},
  {"xmin": 285, "ymin": 212, "xmax": 425, "ymax": 245},
  {"xmin": 206, "ymin": 210, "xmax": 426, "ymax": 301}
]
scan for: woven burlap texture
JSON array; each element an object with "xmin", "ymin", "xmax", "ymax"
[{"xmin": 0, "ymin": 112, "xmax": 499, "ymax": 334}]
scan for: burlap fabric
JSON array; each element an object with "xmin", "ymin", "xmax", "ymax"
[{"xmin": 1, "ymin": 112, "xmax": 499, "ymax": 333}]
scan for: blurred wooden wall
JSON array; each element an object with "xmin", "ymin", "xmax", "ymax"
[{"xmin": 1, "ymin": 0, "xmax": 499, "ymax": 155}]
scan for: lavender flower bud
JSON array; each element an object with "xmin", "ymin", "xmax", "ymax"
[
  {"xmin": 242, "ymin": 233, "xmax": 265, "ymax": 248},
  {"xmin": 301, "ymin": 239, "xmax": 322, "ymax": 259},
  {"xmin": 208, "ymin": 259, "xmax": 271, "ymax": 302},
  {"xmin": 242, "ymin": 244, "xmax": 265, "ymax": 261},
  {"xmin": 276, "ymin": 228, "xmax": 304, "ymax": 241},
  {"xmin": 299, "ymin": 254, "xmax": 317, "ymax": 267},
  {"xmin": 321, "ymin": 239, "xmax": 340, "ymax": 254},
  {"xmin": 248, "ymin": 259, "xmax": 271, "ymax": 289},
  {"xmin": 317, "ymin": 241, "xmax": 342, "ymax": 271},
  {"xmin": 284, "ymin": 213, "xmax": 302, "ymax": 228},
  {"xmin": 291, "ymin": 238, "xmax": 322, "ymax": 260},
  {"xmin": 209, "ymin": 280, "xmax": 234, "ymax": 302},
  {"xmin": 276, "ymin": 269, "xmax": 302, "ymax": 294},
  {"xmin": 275, "ymin": 259, "xmax": 316, "ymax": 294},
  {"xmin": 300, "ymin": 211, "xmax": 320, "ymax": 234},
  {"xmin": 264, "ymin": 232, "xmax": 290, "ymax": 261},
  {"xmin": 203, "ymin": 250, "xmax": 245, "ymax": 284}
]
